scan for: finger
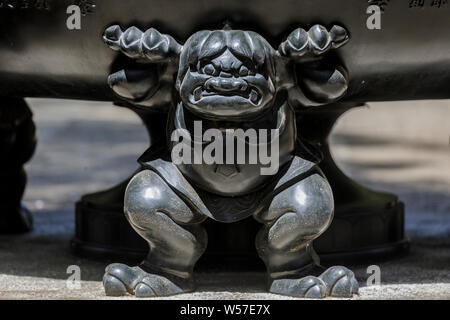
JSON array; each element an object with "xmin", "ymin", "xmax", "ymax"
[
  {"xmin": 108, "ymin": 68, "xmax": 159, "ymax": 101},
  {"xmin": 308, "ymin": 25, "xmax": 349, "ymax": 53},
  {"xmin": 103, "ymin": 25, "xmax": 123, "ymax": 51},
  {"xmin": 330, "ymin": 25, "xmax": 349, "ymax": 49},
  {"xmin": 307, "ymin": 25, "xmax": 332, "ymax": 55},
  {"xmin": 300, "ymin": 64, "xmax": 348, "ymax": 102},
  {"xmin": 104, "ymin": 25, "xmax": 181, "ymax": 63},
  {"xmin": 279, "ymin": 28, "xmax": 309, "ymax": 57},
  {"xmin": 118, "ymin": 26, "xmax": 144, "ymax": 58},
  {"xmin": 141, "ymin": 28, "xmax": 170, "ymax": 62},
  {"xmin": 279, "ymin": 25, "xmax": 349, "ymax": 59},
  {"xmin": 103, "ymin": 25, "xmax": 144, "ymax": 58}
]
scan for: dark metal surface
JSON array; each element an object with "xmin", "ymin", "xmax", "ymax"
[
  {"xmin": 0, "ymin": 98, "xmax": 36, "ymax": 233},
  {"xmin": 0, "ymin": 0, "xmax": 431, "ymax": 298},
  {"xmin": 95, "ymin": 17, "xmax": 361, "ymax": 297},
  {"xmin": 0, "ymin": 0, "xmax": 450, "ymax": 101}
]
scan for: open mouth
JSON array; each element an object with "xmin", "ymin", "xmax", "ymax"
[{"xmin": 191, "ymin": 86, "xmax": 261, "ymax": 105}]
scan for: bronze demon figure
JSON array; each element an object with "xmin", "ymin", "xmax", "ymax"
[{"xmin": 101, "ymin": 23, "xmax": 358, "ymax": 298}]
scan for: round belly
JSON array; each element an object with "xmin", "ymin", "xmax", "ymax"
[
  {"xmin": 172, "ymin": 102, "xmax": 296, "ymax": 196},
  {"xmin": 176, "ymin": 126, "xmax": 295, "ymax": 196}
]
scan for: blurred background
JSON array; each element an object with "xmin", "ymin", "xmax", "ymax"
[{"xmin": 0, "ymin": 99, "xmax": 448, "ymax": 299}]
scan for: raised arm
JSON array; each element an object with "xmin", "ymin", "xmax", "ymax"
[
  {"xmin": 278, "ymin": 24, "xmax": 350, "ymax": 107},
  {"xmin": 103, "ymin": 25, "xmax": 183, "ymax": 108}
]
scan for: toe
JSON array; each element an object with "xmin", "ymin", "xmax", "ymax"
[
  {"xmin": 103, "ymin": 263, "xmax": 147, "ymax": 296},
  {"xmin": 330, "ymin": 275, "xmax": 353, "ymax": 297},
  {"xmin": 135, "ymin": 282, "xmax": 156, "ymax": 298},
  {"xmin": 105, "ymin": 263, "xmax": 135, "ymax": 285},
  {"xmin": 319, "ymin": 266, "xmax": 359, "ymax": 297},
  {"xmin": 136, "ymin": 275, "xmax": 184, "ymax": 297},
  {"xmin": 103, "ymin": 274, "xmax": 127, "ymax": 296},
  {"xmin": 270, "ymin": 276, "xmax": 326, "ymax": 298},
  {"xmin": 304, "ymin": 284, "xmax": 326, "ymax": 299},
  {"xmin": 301, "ymin": 277, "xmax": 327, "ymax": 299}
]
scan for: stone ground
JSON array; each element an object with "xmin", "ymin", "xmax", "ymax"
[{"xmin": 0, "ymin": 99, "xmax": 448, "ymax": 300}]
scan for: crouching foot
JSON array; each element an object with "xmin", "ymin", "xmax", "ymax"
[
  {"xmin": 103, "ymin": 263, "xmax": 190, "ymax": 297},
  {"xmin": 269, "ymin": 266, "xmax": 358, "ymax": 299},
  {"xmin": 269, "ymin": 276, "xmax": 327, "ymax": 298},
  {"xmin": 319, "ymin": 265, "xmax": 359, "ymax": 297}
]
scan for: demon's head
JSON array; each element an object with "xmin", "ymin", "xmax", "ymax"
[
  {"xmin": 175, "ymin": 30, "xmax": 276, "ymax": 120},
  {"xmin": 104, "ymin": 24, "xmax": 349, "ymax": 117}
]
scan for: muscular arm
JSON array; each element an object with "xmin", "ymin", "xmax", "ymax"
[
  {"xmin": 103, "ymin": 25, "xmax": 183, "ymax": 108},
  {"xmin": 278, "ymin": 24, "xmax": 349, "ymax": 107}
]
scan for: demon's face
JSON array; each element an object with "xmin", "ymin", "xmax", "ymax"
[{"xmin": 176, "ymin": 30, "xmax": 276, "ymax": 120}]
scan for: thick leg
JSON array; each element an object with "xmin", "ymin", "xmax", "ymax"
[
  {"xmin": 255, "ymin": 173, "xmax": 358, "ymax": 298},
  {"xmin": 0, "ymin": 98, "xmax": 36, "ymax": 233},
  {"xmin": 255, "ymin": 173, "xmax": 333, "ymax": 279},
  {"xmin": 103, "ymin": 169, "xmax": 207, "ymax": 297}
]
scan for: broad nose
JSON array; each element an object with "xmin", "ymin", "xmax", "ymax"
[{"xmin": 204, "ymin": 77, "xmax": 248, "ymax": 92}]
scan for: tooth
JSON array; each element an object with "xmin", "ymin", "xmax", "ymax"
[
  {"xmin": 250, "ymin": 89, "xmax": 258, "ymax": 103},
  {"xmin": 193, "ymin": 87, "xmax": 202, "ymax": 101}
]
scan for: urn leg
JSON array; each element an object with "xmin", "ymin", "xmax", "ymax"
[
  {"xmin": 72, "ymin": 107, "xmax": 167, "ymax": 260},
  {"xmin": 297, "ymin": 103, "xmax": 409, "ymax": 263},
  {"xmin": 0, "ymin": 98, "xmax": 36, "ymax": 233}
]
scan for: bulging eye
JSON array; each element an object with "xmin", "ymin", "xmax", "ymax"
[
  {"xmin": 239, "ymin": 65, "xmax": 249, "ymax": 76},
  {"xmin": 203, "ymin": 64, "xmax": 216, "ymax": 75}
]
